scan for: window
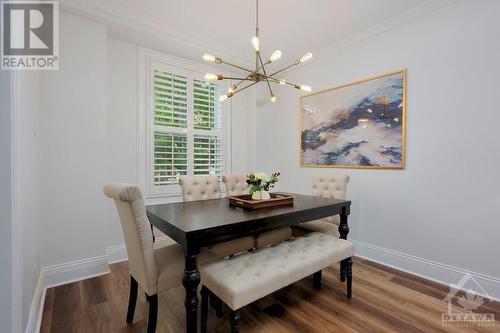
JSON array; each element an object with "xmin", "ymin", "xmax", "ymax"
[{"xmin": 144, "ymin": 57, "xmax": 229, "ymax": 197}]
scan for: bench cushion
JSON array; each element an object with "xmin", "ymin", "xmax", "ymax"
[
  {"xmin": 200, "ymin": 232, "xmax": 354, "ymax": 310},
  {"xmin": 209, "ymin": 236, "xmax": 255, "ymax": 257},
  {"xmin": 254, "ymin": 227, "xmax": 292, "ymax": 248},
  {"xmin": 292, "ymin": 220, "xmax": 340, "ymax": 238}
]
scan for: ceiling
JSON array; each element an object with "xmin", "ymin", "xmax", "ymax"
[{"xmin": 62, "ymin": 0, "xmax": 443, "ymax": 66}]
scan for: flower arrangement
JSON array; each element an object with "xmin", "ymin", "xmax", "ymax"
[{"xmin": 246, "ymin": 172, "xmax": 280, "ymax": 200}]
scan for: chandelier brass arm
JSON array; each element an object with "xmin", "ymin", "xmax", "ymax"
[
  {"xmin": 252, "ymin": 73, "xmax": 312, "ymax": 92},
  {"xmin": 219, "ymin": 60, "xmax": 255, "ymax": 74},
  {"xmin": 219, "ymin": 80, "xmax": 260, "ymax": 101},
  {"xmin": 203, "ymin": 0, "xmax": 312, "ymax": 103},
  {"xmin": 257, "ymin": 51, "xmax": 275, "ymax": 100}
]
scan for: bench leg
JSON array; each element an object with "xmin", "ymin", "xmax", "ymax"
[
  {"xmin": 201, "ymin": 287, "xmax": 208, "ymax": 333},
  {"xmin": 209, "ymin": 290, "xmax": 216, "ymax": 307},
  {"xmin": 208, "ymin": 290, "xmax": 223, "ymax": 318},
  {"xmin": 346, "ymin": 258, "xmax": 353, "ymax": 299},
  {"xmin": 313, "ymin": 270, "xmax": 322, "ymax": 288},
  {"xmin": 340, "ymin": 259, "xmax": 347, "ymax": 282},
  {"xmin": 230, "ymin": 310, "xmax": 241, "ymax": 333},
  {"xmin": 215, "ymin": 297, "xmax": 223, "ymax": 317}
]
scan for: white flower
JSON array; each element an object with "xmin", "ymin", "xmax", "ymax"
[{"xmin": 254, "ymin": 172, "xmax": 270, "ymax": 182}]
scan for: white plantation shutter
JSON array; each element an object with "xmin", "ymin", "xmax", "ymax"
[
  {"xmin": 154, "ymin": 132, "xmax": 188, "ymax": 185},
  {"xmin": 193, "ymin": 79, "xmax": 221, "ymax": 130},
  {"xmin": 149, "ymin": 61, "xmax": 227, "ymax": 193},
  {"xmin": 194, "ymin": 135, "xmax": 223, "ymax": 175},
  {"xmin": 153, "ymin": 71, "xmax": 188, "ymax": 128}
]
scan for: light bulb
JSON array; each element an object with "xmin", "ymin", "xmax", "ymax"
[
  {"xmin": 300, "ymin": 85, "xmax": 312, "ymax": 92},
  {"xmin": 251, "ymin": 36, "xmax": 260, "ymax": 52},
  {"xmin": 205, "ymin": 73, "xmax": 220, "ymax": 81},
  {"xmin": 219, "ymin": 94, "xmax": 228, "ymax": 102},
  {"xmin": 228, "ymin": 85, "xmax": 236, "ymax": 94},
  {"xmin": 299, "ymin": 52, "xmax": 313, "ymax": 63},
  {"xmin": 203, "ymin": 53, "xmax": 216, "ymax": 62},
  {"xmin": 279, "ymin": 79, "xmax": 286, "ymax": 85},
  {"xmin": 269, "ymin": 50, "xmax": 282, "ymax": 62},
  {"xmin": 270, "ymin": 94, "xmax": 277, "ymax": 103}
]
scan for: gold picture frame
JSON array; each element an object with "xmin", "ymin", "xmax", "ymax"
[{"xmin": 299, "ymin": 69, "xmax": 406, "ymax": 169}]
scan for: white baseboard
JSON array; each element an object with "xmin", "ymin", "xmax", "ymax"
[
  {"xmin": 106, "ymin": 244, "xmax": 128, "ymax": 264},
  {"xmin": 25, "ymin": 255, "xmax": 111, "ymax": 333},
  {"xmin": 43, "ymin": 256, "xmax": 110, "ymax": 289},
  {"xmin": 27, "ymin": 236, "xmax": 175, "ymax": 333},
  {"xmin": 353, "ymin": 239, "xmax": 500, "ymax": 302},
  {"xmin": 26, "ymin": 238, "xmax": 500, "ymax": 332},
  {"xmin": 106, "ymin": 236, "xmax": 173, "ymax": 264},
  {"xmin": 24, "ymin": 271, "xmax": 45, "ymax": 333}
]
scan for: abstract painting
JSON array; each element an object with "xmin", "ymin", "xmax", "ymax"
[{"xmin": 300, "ymin": 70, "xmax": 406, "ymax": 169}]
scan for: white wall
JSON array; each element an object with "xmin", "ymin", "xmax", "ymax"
[
  {"xmin": 3, "ymin": 64, "xmax": 43, "ymax": 333},
  {"xmin": 15, "ymin": 71, "xmax": 43, "ymax": 330},
  {"xmin": 39, "ymin": 12, "xmax": 117, "ymax": 266},
  {"xmin": 255, "ymin": 0, "xmax": 500, "ymax": 294},
  {"xmin": 24, "ymin": 0, "xmax": 500, "ymax": 319},
  {"xmin": 36, "ymin": 12, "xmax": 256, "ymax": 268},
  {"xmin": 0, "ymin": 70, "xmax": 13, "ymax": 333}
]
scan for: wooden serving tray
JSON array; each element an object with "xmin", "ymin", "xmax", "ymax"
[{"xmin": 228, "ymin": 193, "xmax": 294, "ymax": 210}]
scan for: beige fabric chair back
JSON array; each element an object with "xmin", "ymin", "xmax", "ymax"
[
  {"xmin": 312, "ymin": 175, "xmax": 349, "ymax": 225},
  {"xmin": 179, "ymin": 176, "xmax": 221, "ymax": 202},
  {"xmin": 222, "ymin": 174, "xmax": 249, "ymax": 196},
  {"xmin": 312, "ymin": 175, "xmax": 349, "ymax": 200},
  {"xmin": 103, "ymin": 183, "xmax": 158, "ymax": 295}
]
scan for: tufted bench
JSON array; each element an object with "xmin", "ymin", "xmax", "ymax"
[{"xmin": 200, "ymin": 232, "xmax": 354, "ymax": 333}]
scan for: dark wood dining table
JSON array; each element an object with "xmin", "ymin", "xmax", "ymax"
[{"xmin": 146, "ymin": 193, "xmax": 351, "ymax": 333}]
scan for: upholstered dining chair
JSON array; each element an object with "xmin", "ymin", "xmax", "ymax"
[
  {"xmin": 292, "ymin": 174, "xmax": 350, "ymax": 237},
  {"xmin": 222, "ymin": 174, "xmax": 292, "ymax": 248},
  {"xmin": 179, "ymin": 176, "xmax": 255, "ymax": 257},
  {"xmin": 103, "ymin": 183, "xmax": 216, "ymax": 333}
]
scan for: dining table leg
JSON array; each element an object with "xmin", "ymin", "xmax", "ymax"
[
  {"xmin": 339, "ymin": 206, "xmax": 350, "ymax": 282},
  {"xmin": 182, "ymin": 249, "xmax": 201, "ymax": 333}
]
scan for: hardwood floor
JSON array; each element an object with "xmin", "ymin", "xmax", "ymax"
[{"xmin": 40, "ymin": 257, "xmax": 499, "ymax": 333}]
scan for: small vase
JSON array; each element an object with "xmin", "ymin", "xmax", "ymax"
[{"xmin": 252, "ymin": 190, "xmax": 270, "ymax": 200}]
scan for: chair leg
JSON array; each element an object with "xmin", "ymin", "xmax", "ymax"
[
  {"xmin": 201, "ymin": 287, "xmax": 209, "ymax": 333},
  {"xmin": 313, "ymin": 270, "xmax": 322, "ymax": 288},
  {"xmin": 230, "ymin": 310, "xmax": 241, "ymax": 333},
  {"xmin": 149, "ymin": 223, "xmax": 155, "ymax": 243},
  {"xmin": 346, "ymin": 258, "xmax": 353, "ymax": 299},
  {"xmin": 340, "ymin": 259, "xmax": 347, "ymax": 282},
  {"xmin": 126, "ymin": 276, "xmax": 138, "ymax": 323},
  {"xmin": 146, "ymin": 294, "xmax": 158, "ymax": 333}
]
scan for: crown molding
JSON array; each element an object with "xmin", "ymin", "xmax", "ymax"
[
  {"xmin": 296, "ymin": 0, "xmax": 459, "ymax": 70},
  {"xmin": 58, "ymin": 0, "xmax": 458, "ymax": 73},
  {"xmin": 58, "ymin": 0, "xmax": 253, "ymax": 67}
]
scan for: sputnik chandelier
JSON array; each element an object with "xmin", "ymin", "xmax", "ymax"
[{"xmin": 202, "ymin": 0, "xmax": 313, "ymax": 103}]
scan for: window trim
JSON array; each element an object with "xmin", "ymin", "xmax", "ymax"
[{"xmin": 138, "ymin": 47, "xmax": 232, "ymax": 200}]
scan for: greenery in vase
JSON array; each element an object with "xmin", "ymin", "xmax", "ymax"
[{"xmin": 246, "ymin": 172, "xmax": 280, "ymax": 194}]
